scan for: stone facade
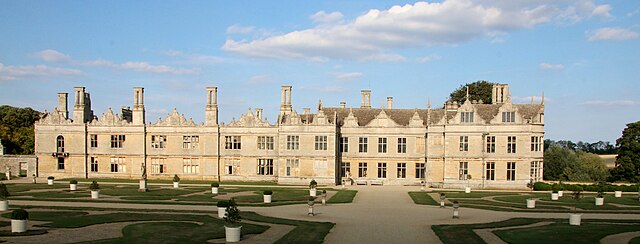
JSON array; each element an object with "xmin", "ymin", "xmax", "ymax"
[
  {"xmin": 34, "ymin": 84, "xmax": 544, "ymax": 189},
  {"xmin": 0, "ymin": 140, "xmax": 38, "ymax": 178}
]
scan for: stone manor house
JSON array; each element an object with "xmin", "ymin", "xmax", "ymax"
[{"xmin": 34, "ymin": 84, "xmax": 544, "ymax": 189}]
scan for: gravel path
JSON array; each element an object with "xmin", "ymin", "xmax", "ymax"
[{"xmin": 473, "ymin": 221, "xmax": 553, "ymax": 244}]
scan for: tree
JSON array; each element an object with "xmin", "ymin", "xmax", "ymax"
[
  {"xmin": 544, "ymin": 144, "xmax": 609, "ymax": 182},
  {"xmin": 544, "ymin": 144, "xmax": 577, "ymax": 180},
  {"xmin": 448, "ymin": 80, "xmax": 496, "ymax": 104},
  {"xmin": 609, "ymin": 121, "xmax": 640, "ymax": 182},
  {"xmin": 0, "ymin": 105, "xmax": 41, "ymax": 155}
]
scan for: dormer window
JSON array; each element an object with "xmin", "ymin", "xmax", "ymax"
[
  {"xmin": 460, "ymin": 112, "xmax": 474, "ymax": 123},
  {"xmin": 502, "ymin": 112, "xmax": 516, "ymax": 123}
]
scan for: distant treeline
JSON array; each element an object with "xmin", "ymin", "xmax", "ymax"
[{"xmin": 544, "ymin": 139, "xmax": 617, "ymax": 155}]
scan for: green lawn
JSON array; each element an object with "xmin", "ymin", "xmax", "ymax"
[
  {"xmin": 409, "ymin": 192, "xmax": 439, "ymax": 205},
  {"xmin": 432, "ymin": 218, "xmax": 640, "ymax": 244},
  {"xmin": 327, "ymin": 190, "xmax": 357, "ymax": 204}
]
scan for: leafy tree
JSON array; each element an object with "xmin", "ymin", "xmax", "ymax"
[
  {"xmin": 609, "ymin": 121, "xmax": 640, "ymax": 182},
  {"xmin": 544, "ymin": 144, "xmax": 577, "ymax": 180},
  {"xmin": 544, "ymin": 144, "xmax": 609, "ymax": 181},
  {"xmin": 448, "ymin": 80, "xmax": 496, "ymax": 104},
  {"xmin": 0, "ymin": 105, "xmax": 41, "ymax": 155}
]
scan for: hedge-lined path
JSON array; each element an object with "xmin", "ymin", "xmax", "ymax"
[{"xmin": 600, "ymin": 231, "xmax": 640, "ymax": 244}]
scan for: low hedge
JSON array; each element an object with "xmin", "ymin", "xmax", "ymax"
[{"xmin": 533, "ymin": 182, "xmax": 639, "ymax": 192}]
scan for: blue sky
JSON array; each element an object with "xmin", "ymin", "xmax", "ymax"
[{"xmin": 0, "ymin": 0, "xmax": 638, "ymax": 143}]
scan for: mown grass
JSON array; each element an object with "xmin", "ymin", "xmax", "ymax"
[
  {"xmin": 495, "ymin": 219, "xmax": 640, "ymax": 244},
  {"xmin": 243, "ymin": 212, "xmax": 334, "ymax": 244},
  {"xmin": 432, "ymin": 218, "xmax": 540, "ymax": 244},
  {"xmin": 408, "ymin": 192, "xmax": 439, "ymax": 205},
  {"xmin": 327, "ymin": 190, "xmax": 357, "ymax": 204}
]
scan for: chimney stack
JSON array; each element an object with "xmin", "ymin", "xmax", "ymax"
[
  {"xmin": 206, "ymin": 86, "xmax": 219, "ymax": 126},
  {"xmin": 387, "ymin": 97, "xmax": 393, "ymax": 109},
  {"xmin": 339, "ymin": 102, "xmax": 346, "ymax": 108},
  {"xmin": 132, "ymin": 87, "xmax": 145, "ymax": 125},
  {"xmin": 57, "ymin": 93, "xmax": 68, "ymax": 119},
  {"xmin": 255, "ymin": 108, "xmax": 263, "ymax": 120},
  {"xmin": 361, "ymin": 90, "xmax": 371, "ymax": 108}
]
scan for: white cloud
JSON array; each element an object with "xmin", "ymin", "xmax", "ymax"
[
  {"xmin": 417, "ymin": 54, "xmax": 442, "ymax": 63},
  {"xmin": 587, "ymin": 27, "xmax": 639, "ymax": 41},
  {"xmin": 590, "ymin": 4, "xmax": 612, "ymax": 18},
  {"xmin": 539, "ymin": 63, "xmax": 565, "ymax": 70},
  {"xmin": 247, "ymin": 74, "xmax": 272, "ymax": 84},
  {"xmin": 310, "ymin": 11, "xmax": 344, "ymax": 24},
  {"xmin": 226, "ymin": 24, "xmax": 255, "ymax": 34},
  {"xmin": 0, "ymin": 63, "xmax": 82, "ymax": 80},
  {"xmin": 33, "ymin": 49, "xmax": 71, "ymax": 62},
  {"xmin": 223, "ymin": 0, "xmax": 612, "ymax": 61},
  {"xmin": 334, "ymin": 72, "xmax": 363, "ymax": 80},
  {"xmin": 581, "ymin": 100, "xmax": 640, "ymax": 107},
  {"xmin": 161, "ymin": 50, "xmax": 225, "ymax": 64},
  {"xmin": 82, "ymin": 59, "xmax": 199, "ymax": 75}
]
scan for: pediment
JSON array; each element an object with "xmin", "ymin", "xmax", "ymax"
[
  {"xmin": 89, "ymin": 108, "xmax": 130, "ymax": 126},
  {"xmin": 36, "ymin": 109, "xmax": 73, "ymax": 125},
  {"xmin": 311, "ymin": 110, "xmax": 330, "ymax": 125},
  {"xmin": 365, "ymin": 109, "xmax": 400, "ymax": 127},
  {"xmin": 343, "ymin": 108, "xmax": 359, "ymax": 127},
  {"xmin": 408, "ymin": 111, "xmax": 424, "ymax": 127},
  {"xmin": 227, "ymin": 109, "xmax": 271, "ymax": 127},
  {"xmin": 153, "ymin": 108, "xmax": 196, "ymax": 126}
]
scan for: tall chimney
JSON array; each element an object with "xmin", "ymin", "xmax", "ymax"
[
  {"xmin": 339, "ymin": 102, "xmax": 346, "ymax": 108},
  {"xmin": 280, "ymin": 86, "xmax": 293, "ymax": 114},
  {"xmin": 255, "ymin": 108, "xmax": 263, "ymax": 120},
  {"xmin": 205, "ymin": 87, "xmax": 219, "ymax": 126},
  {"xmin": 387, "ymin": 97, "xmax": 393, "ymax": 109},
  {"xmin": 132, "ymin": 87, "xmax": 145, "ymax": 125},
  {"xmin": 57, "ymin": 93, "xmax": 68, "ymax": 119},
  {"xmin": 361, "ymin": 90, "xmax": 371, "ymax": 108},
  {"xmin": 73, "ymin": 87, "xmax": 86, "ymax": 123}
]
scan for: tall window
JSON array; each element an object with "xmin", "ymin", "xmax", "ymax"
[
  {"xmin": 286, "ymin": 135, "xmax": 299, "ymax": 150},
  {"xmin": 459, "ymin": 136, "xmax": 469, "ymax": 151},
  {"xmin": 56, "ymin": 135, "xmax": 65, "ymax": 152},
  {"xmin": 460, "ymin": 112, "xmax": 474, "ymax": 123},
  {"xmin": 378, "ymin": 138, "xmax": 387, "ymax": 153},
  {"xmin": 315, "ymin": 136, "xmax": 328, "ymax": 150},
  {"xmin": 286, "ymin": 159, "xmax": 299, "ymax": 176},
  {"xmin": 110, "ymin": 157, "xmax": 126, "ymax": 173},
  {"xmin": 183, "ymin": 158, "xmax": 199, "ymax": 174},
  {"xmin": 224, "ymin": 136, "xmax": 241, "ymax": 150},
  {"xmin": 486, "ymin": 136, "xmax": 496, "ymax": 153},
  {"xmin": 339, "ymin": 137, "xmax": 349, "ymax": 153},
  {"xmin": 358, "ymin": 162, "xmax": 368, "ymax": 177},
  {"xmin": 183, "ymin": 136, "xmax": 199, "ymax": 149},
  {"xmin": 257, "ymin": 159, "xmax": 274, "ymax": 175},
  {"xmin": 397, "ymin": 138, "xmax": 407, "ymax": 153},
  {"xmin": 415, "ymin": 163, "xmax": 425, "ymax": 179},
  {"xmin": 397, "ymin": 163, "xmax": 406, "ymax": 178},
  {"xmin": 90, "ymin": 157, "xmax": 98, "ymax": 172},
  {"xmin": 225, "ymin": 158, "xmax": 240, "ymax": 175},
  {"xmin": 151, "ymin": 158, "xmax": 165, "ymax": 174},
  {"xmin": 377, "ymin": 163, "xmax": 387, "ymax": 178},
  {"xmin": 507, "ymin": 136, "xmax": 517, "ymax": 153},
  {"xmin": 531, "ymin": 136, "xmax": 543, "ymax": 152},
  {"xmin": 486, "ymin": 162, "xmax": 495, "ymax": 180},
  {"xmin": 502, "ymin": 111, "xmax": 516, "ymax": 123},
  {"xmin": 507, "ymin": 162, "xmax": 516, "ymax": 181},
  {"xmin": 110, "ymin": 135, "xmax": 125, "ymax": 148},
  {"xmin": 459, "ymin": 162, "xmax": 469, "ymax": 180},
  {"xmin": 359, "ymin": 137, "xmax": 368, "ymax": 153},
  {"xmin": 90, "ymin": 134, "xmax": 98, "ymax": 148},
  {"xmin": 341, "ymin": 162, "xmax": 351, "ymax": 177},
  {"xmin": 530, "ymin": 161, "xmax": 542, "ymax": 181},
  {"xmin": 57, "ymin": 157, "xmax": 65, "ymax": 170},
  {"xmin": 151, "ymin": 135, "xmax": 167, "ymax": 149},
  {"xmin": 257, "ymin": 136, "xmax": 274, "ymax": 150}
]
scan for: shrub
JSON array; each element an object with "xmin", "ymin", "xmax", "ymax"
[
  {"xmin": 551, "ymin": 184, "xmax": 561, "ymax": 193},
  {"xmin": 224, "ymin": 199, "xmax": 241, "ymax": 227},
  {"xmin": 309, "ymin": 179, "xmax": 317, "ymax": 189},
  {"xmin": 47, "ymin": 176, "xmax": 54, "ymax": 180},
  {"xmin": 0, "ymin": 183, "xmax": 9, "ymax": 200},
  {"xmin": 217, "ymin": 200, "xmax": 229, "ymax": 208},
  {"xmin": 70, "ymin": 180, "xmax": 78, "ymax": 184},
  {"xmin": 533, "ymin": 182, "xmax": 551, "ymax": 191},
  {"xmin": 211, "ymin": 182, "xmax": 219, "ymax": 187},
  {"xmin": 11, "ymin": 209, "xmax": 28, "ymax": 220},
  {"xmin": 263, "ymin": 190, "xmax": 273, "ymax": 195},
  {"xmin": 308, "ymin": 196, "xmax": 316, "ymax": 202},
  {"xmin": 172, "ymin": 174, "xmax": 180, "ymax": 182},
  {"xmin": 89, "ymin": 181, "xmax": 100, "ymax": 190}
]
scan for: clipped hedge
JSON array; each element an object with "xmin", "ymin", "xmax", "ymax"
[{"xmin": 533, "ymin": 182, "xmax": 639, "ymax": 192}]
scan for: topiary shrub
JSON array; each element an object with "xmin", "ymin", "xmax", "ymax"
[
  {"xmin": 47, "ymin": 176, "xmax": 54, "ymax": 180},
  {"xmin": 0, "ymin": 183, "xmax": 9, "ymax": 200},
  {"xmin": 533, "ymin": 182, "xmax": 551, "ymax": 191},
  {"xmin": 309, "ymin": 180, "xmax": 317, "ymax": 189},
  {"xmin": 224, "ymin": 199, "xmax": 241, "ymax": 227},
  {"xmin": 89, "ymin": 181, "xmax": 100, "ymax": 190},
  {"xmin": 211, "ymin": 182, "xmax": 219, "ymax": 187},
  {"xmin": 70, "ymin": 180, "xmax": 78, "ymax": 184},
  {"xmin": 11, "ymin": 209, "xmax": 28, "ymax": 220},
  {"xmin": 217, "ymin": 200, "xmax": 230, "ymax": 208},
  {"xmin": 173, "ymin": 174, "xmax": 180, "ymax": 182},
  {"xmin": 263, "ymin": 190, "xmax": 273, "ymax": 195}
]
